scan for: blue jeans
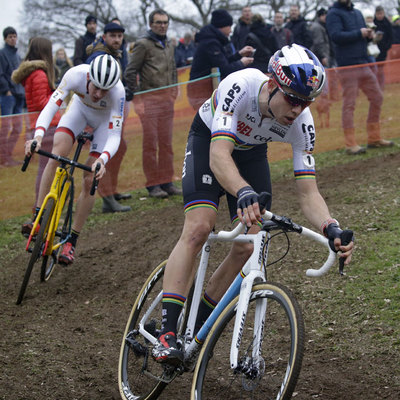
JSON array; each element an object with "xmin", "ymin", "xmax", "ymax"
[{"xmin": 0, "ymin": 94, "xmax": 24, "ymax": 164}]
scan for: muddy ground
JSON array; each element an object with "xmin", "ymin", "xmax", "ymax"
[{"xmin": 1, "ymin": 151, "xmax": 399, "ymax": 399}]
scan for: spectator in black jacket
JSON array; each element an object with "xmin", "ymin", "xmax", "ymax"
[
  {"xmin": 245, "ymin": 14, "xmax": 278, "ymax": 72},
  {"xmin": 188, "ymin": 9, "xmax": 254, "ymax": 110},
  {"xmin": 175, "ymin": 32, "xmax": 196, "ymax": 67},
  {"xmin": 310, "ymin": 8, "xmax": 335, "ymax": 67},
  {"xmin": 326, "ymin": 0, "xmax": 393, "ymax": 154},
  {"xmin": 374, "ymin": 6, "xmax": 393, "ymax": 89},
  {"xmin": 231, "ymin": 6, "xmax": 252, "ymax": 51},
  {"xmin": 270, "ymin": 11, "xmax": 293, "ymax": 49},
  {"xmin": 285, "ymin": 4, "xmax": 313, "ymax": 48},
  {"xmin": 73, "ymin": 15, "xmax": 97, "ymax": 65},
  {"xmin": 374, "ymin": 6, "xmax": 393, "ymax": 62},
  {"xmin": 0, "ymin": 26, "xmax": 24, "ymax": 166}
]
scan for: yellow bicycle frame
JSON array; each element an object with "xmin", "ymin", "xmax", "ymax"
[{"xmin": 27, "ymin": 166, "xmax": 72, "ymax": 256}]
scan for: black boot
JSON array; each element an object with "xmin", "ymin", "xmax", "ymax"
[{"xmin": 102, "ymin": 196, "xmax": 131, "ymax": 213}]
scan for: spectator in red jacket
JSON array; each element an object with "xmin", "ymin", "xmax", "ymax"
[{"xmin": 12, "ymin": 37, "xmax": 61, "ymax": 216}]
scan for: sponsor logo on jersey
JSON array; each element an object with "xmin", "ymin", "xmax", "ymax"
[
  {"xmin": 254, "ymin": 134, "xmax": 272, "ymax": 143},
  {"xmin": 237, "ymin": 121, "xmax": 252, "ymax": 136},
  {"xmin": 301, "ymin": 123, "xmax": 315, "ymax": 151},
  {"xmin": 100, "ymin": 100, "xmax": 107, "ymax": 108},
  {"xmin": 245, "ymin": 114, "xmax": 256, "ymax": 123},
  {"xmin": 202, "ymin": 101, "xmax": 211, "ymax": 113},
  {"xmin": 182, "ymin": 147, "xmax": 192, "ymax": 178},
  {"xmin": 269, "ymin": 124, "xmax": 288, "ymax": 138},
  {"xmin": 222, "ymin": 83, "xmax": 241, "ymax": 112},
  {"xmin": 202, "ymin": 174, "xmax": 212, "ymax": 185}
]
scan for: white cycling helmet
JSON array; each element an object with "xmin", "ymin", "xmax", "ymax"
[
  {"xmin": 89, "ymin": 54, "xmax": 121, "ymax": 90},
  {"xmin": 268, "ymin": 44, "xmax": 326, "ymax": 99}
]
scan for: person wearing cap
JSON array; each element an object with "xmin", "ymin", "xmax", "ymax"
[
  {"xmin": 86, "ymin": 22, "xmax": 125, "ymax": 64},
  {"xmin": 85, "ymin": 21, "xmax": 132, "ymax": 213},
  {"xmin": 188, "ymin": 9, "xmax": 254, "ymax": 110},
  {"xmin": 73, "ymin": 15, "xmax": 97, "ymax": 65}
]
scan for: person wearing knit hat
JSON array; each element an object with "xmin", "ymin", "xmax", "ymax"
[
  {"xmin": 188, "ymin": 9, "xmax": 254, "ymax": 110},
  {"xmin": 73, "ymin": 15, "xmax": 98, "ymax": 65},
  {"xmin": 85, "ymin": 15, "xmax": 97, "ymax": 26},
  {"xmin": 211, "ymin": 9, "xmax": 233, "ymax": 28}
]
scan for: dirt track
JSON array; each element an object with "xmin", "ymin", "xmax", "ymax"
[{"xmin": 1, "ymin": 151, "xmax": 399, "ymax": 399}]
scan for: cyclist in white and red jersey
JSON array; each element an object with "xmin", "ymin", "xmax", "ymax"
[
  {"xmin": 24, "ymin": 54, "xmax": 125, "ymax": 265},
  {"xmin": 151, "ymin": 44, "xmax": 355, "ymax": 365}
]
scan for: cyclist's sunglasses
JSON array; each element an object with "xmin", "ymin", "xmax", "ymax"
[{"xmin": 273, "ymin": 78, "xmax": 313, "ymax": 109}]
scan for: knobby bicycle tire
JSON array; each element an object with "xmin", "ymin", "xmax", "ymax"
[
  {"xmin": 41, "ymin": 186, "xmax": 72, "ymax": 282},
  {"xmin": 119, "ymin": 260, "xmax": 170, "ymax": 400},
  {"xmin": 16, "ymin": 198, "xmax": 55, "ymax": 305},
  {"xmin": 191, "ymin": 282, "xmax": 304, "ymax": 400}
]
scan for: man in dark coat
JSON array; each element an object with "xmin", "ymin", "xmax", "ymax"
[
  {"xmin": 73, "ymin": 15, "xmax": 97, "ymax": 65},
  {"xmin": 285, "ymin": 4, "xmax": 313, "ymax": 48},
  {"xmin": 0, "ymin": 26, "xmax": 24, "ymax": 166},
  {"xmin": 373, "ymin": 6, "xmax": 393, "ymax": 90},
  {"xmin": 231, "ymin": 6, "xmax": 252, "ymax": 51},
  {"xmin": 245, "ymin": 14, "xmax": 278, "ymax": 72},
  {"xmin": 188, "ymin": 9, "xmax": 254, "ymax": 110},
  {"xmin": 326, "ymin": 0, "xmax": 393, "ymax": 154}
]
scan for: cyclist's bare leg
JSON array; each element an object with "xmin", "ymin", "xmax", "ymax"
[
  {"xmin": 163, "ymin": 207, "xmax": 217, "ymax": 297},
  {"xmin": 204, "ymin": 224, "xmax": 260, "ymax": 301},
  {"xmin": 71, "ymin": 155, "xmax": 97, "ymax": 232},
  {"xmin": 36, "ymin": 131, "xmax": 74, "ymax": 208}
]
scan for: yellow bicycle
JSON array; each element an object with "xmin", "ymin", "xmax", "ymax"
[{"xmin": 16, "ymin": 132, "xmax": 99, "ymax": 305}]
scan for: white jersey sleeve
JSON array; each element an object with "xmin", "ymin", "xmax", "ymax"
[
  {"xmin": 99, "ymin": 81, "xmax": 125, "ymax": 164},
  {"xmin": 34, "ymin": 67, "xmax": 79, "ymax": 137}
]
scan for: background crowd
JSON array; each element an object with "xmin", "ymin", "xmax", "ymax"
[{"xmin": 1, "ymin": 2, "xmax": 399, "ymax": 201}]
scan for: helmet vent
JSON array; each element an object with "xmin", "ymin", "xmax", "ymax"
[
  {"xmin": 282, "ymin": 65, "xmax": 294, "ymax": 80},
  {"xmin": 298, "ymin": 67, "xmax": 307, "ymax": 86}
]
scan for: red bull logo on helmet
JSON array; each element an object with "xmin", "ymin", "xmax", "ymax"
[
  {"xmin": 270, "ymin": 59, "xmax": 293, "ymax": 86},
  {"xmin": 307, "ymin": 75, "xmax": 320, "ymax": 89}
]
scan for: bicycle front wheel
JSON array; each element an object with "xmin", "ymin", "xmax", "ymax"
[
  {"xmin": 192, "ymin": 282, "xmax": 304, "ymax": 400},
  {"xmin": 16, "ymin": 198, "xmax": 55, "ymax": 305},
  {"xmin": 119, "ymin": 260, "xmax": 171, "ymax": 400}
]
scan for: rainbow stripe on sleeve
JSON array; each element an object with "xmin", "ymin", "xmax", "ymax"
[
  {"xmin": 211, "ymin": 131, "xmax": 255, "ymax": 150},
  {"xmin": 294, "ymin": 169, "xmax": 316, "ymax": 180}
]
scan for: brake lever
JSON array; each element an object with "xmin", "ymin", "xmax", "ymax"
[
  {"xmin": 21, "ymin": 141, "xmax": 37, "ymax": 172},
  {"xmin": 338, "ymin": 229, "xmax": 354, "ymax": 276},
  {"xmin": 90, "ymin": 163, "xmax": 101, "ymax": 196}
]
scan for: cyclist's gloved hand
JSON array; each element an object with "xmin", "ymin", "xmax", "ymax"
[
  {"xmin": 237, "ymin": 186, "xmax": 261, "ymax": 227},
  {"xmin": 237, "ymin": 186, "xmax": 258, "ymax": 210},
  {"xmin": 125, "ymin": 87, "xmax": 134, "ymax": 102}
]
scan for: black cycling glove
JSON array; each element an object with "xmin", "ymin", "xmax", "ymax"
[
  {"xmin": 237, "ymin": 186, "xmax": 258, "ymax": 211},
  {"xmin": 325, "ymin": 222, "xmax": 354, "ymax": 253}
]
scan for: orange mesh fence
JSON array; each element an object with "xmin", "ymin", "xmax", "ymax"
[{"xmin": 1, "ymin": 61, "xmax": 400, "ymax": 220}]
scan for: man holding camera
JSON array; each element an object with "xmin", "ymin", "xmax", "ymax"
[{"xmin": 326, "ymin": 0, "xmax": 394, "ymax": 154}]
